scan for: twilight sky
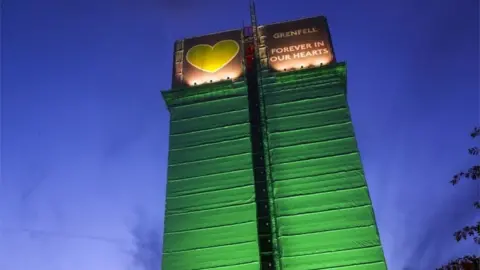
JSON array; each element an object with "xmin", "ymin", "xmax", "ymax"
[{"xmin": 0, "ymin": 0, "xmax": 478, "ymax": 269}]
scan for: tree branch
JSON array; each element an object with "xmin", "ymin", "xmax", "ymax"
[
  {"xmin": 453, "ymin": 222, "xmax": 480, "ymax": 244},
  {"xmin": 450, "ymin": 165, "xmax": 480, "ymax": 185}
]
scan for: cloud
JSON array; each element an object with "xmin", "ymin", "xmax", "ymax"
[{"xmin": 128, "ymin": 207, "xmax": 163, "ymax": 270}]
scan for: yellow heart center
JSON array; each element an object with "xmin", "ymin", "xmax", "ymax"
[{"xmin": 185, "ymin": 40, "xmax": 240, "ymax": 73}]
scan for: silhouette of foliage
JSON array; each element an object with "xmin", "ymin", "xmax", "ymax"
[
  {"xmin": 437, "ymin": 127, "xmax": 480, "ymax": 270},
  {"xmin": 470, "ymin": 127, "xmax": 480, "ymax": 138},
  {"xmin": 468, "ymin": 147, "xmax": 479, "ymax": 156},
  {"xmin": 453, "ymin": 222, "xmax": 480, "ymax": 244},
  {"xmin": 437, "ymin": 255, "xmax": 480, "ymax": 270}
]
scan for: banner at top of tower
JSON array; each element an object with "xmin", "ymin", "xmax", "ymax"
[
  {"xmin": 171, "ymin": 29, "xmax": 244, "ymax": 88},
  {"xmin": 261, "ymin": 16, "xmax": 336, "ymax": 72}
]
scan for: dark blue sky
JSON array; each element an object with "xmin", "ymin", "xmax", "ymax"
[{"xmin": 1, "ymin": 0, "xmax": 478, "ymax": 269}]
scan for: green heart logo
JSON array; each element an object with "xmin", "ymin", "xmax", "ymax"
[{"xmin": 186, "ymin": 40, "xmax": 240, "ymax": 73}]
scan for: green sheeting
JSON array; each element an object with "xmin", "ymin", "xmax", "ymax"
[
  {"xmin": 263, "ymin": 63, "xmax": 387, "ymax": 269},
  {"xmin": 167, "ymin": 152, "xmax": 253, "ymax": 181},
  {"xmin": 274, "ymin": 170, "xmax": 368, "ymax": 198},
  {"xmin": 268, "ymin": 121, "xmax": 354, "ymax": 149},
  {"xmin": 281, "ymin": 246, "xmax": 385, "ymax": 270},
  {"xmin": 166, "ymin": 169, "xmax": 254, "ymax": 197},
  {"xmin": 162, "ymin": 242, "xmax": 259, "ymax": 269},
  {"xmin": 169, "ymin": 95, "xmax": 248, "ymax": 121},
  {"xmin": 266, "ymin": 94, "xmax": 346, "ymax": 118},
  {"xmin": 169, "ymin": 109, "xmax": 250, "ymax": 134},
  {"xmin": 272, "ymin": 153, "xmax": 363, "ymax": 181},
  {"xmin": 162, "ymin": 83, "xmax": 260, "ymax": 270},
  {"xmin": 168, "ymin": 137, "xmax": 252, "ymax": 164},
  {"xmin": 169, "ymin": 123, "xmax": 251, "ymax": 149},
  {"xmin": 164, "ymin": 204, "xmax": 257, "ymax": 233},
  {"xmin": 267, "ymin": 108, "xmax": 351, "ymax": 133}
]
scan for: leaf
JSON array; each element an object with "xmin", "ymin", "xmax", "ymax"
[
  {"xmin": 451, "ymin": 172, "xmax": 465, "ymax": 185},
  {"xmin": 471, "ymin": 127, "xmax": 480, "ymax": 138},
  {"xmin": 468, "ymin": 147, "xmax": 480, "ymax": 155}
]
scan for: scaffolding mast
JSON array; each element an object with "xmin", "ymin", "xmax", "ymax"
[{"xmin": 249, "ymin": 1, "xmax": 281, "ymax": 269}]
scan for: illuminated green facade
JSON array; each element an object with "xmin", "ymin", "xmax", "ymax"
[
  {"xmin": 161, "ymin": 78, "xmax": 261, "ymax": 269},
  {"xmin": 161, "ymin": 63, "xmax": 387, "ymax": 269}
]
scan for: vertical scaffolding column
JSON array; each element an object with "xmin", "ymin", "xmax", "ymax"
[
  {"xmin": 248, "ymin": 1, "xmax": 280, "ymax": 269},
  {"xmin": 244, "ymin": 42, "xmax": 275, "ymax": 270}
]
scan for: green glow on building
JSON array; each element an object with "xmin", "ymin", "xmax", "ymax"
[
  {"xmin": 161, "ymin": 63, "xmax": 387, "ymax": 269},
  {"xmin": 162, "ymin": 79, "xmax": 261, "ymax": 269}
]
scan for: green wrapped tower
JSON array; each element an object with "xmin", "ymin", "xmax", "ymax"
[{"xmin": 161, "ymin": 13, "xmax": 387, "ymax": 270}]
